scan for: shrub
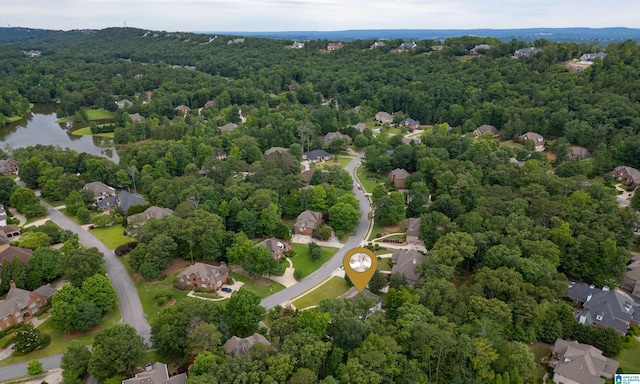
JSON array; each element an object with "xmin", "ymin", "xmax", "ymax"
[
  {"xmin": 115, "ymin": 241, "xmax": 138, "ymax": 256},
  {"xmin": 27, "ymin": 360, "xmax": 44, "ymax": 375},
  {"xmin": 294, "ymin": 270, "xmax": 303, "ymax": 280},
  {"xmin": 226, "ymin": 277, "xmax": 235, "ymax": 285},
  {"xmin": 0, "ymin": 336, "xmax": 15, "ymax": 349},
  {"xmin": 156, "ymin": 297, "xmax": 167, "ymax": 307},
  {"xmin": 173, "ymin": 284, "xmax": 186, "ymax": 291}
]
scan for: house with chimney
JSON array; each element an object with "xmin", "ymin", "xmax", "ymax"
[
  {"xmin": 520, "ymin": 132, "xmax": 545, "ymax": 151},
  {"xmin": 391, "ymin": 249, "xmax": 425, "ymax": 287},
  {"xmin": 257, "ymin": 238, "xmax": 291, "ymax": 260},
  {"xmin": 174, "ymin": 105, "xmax": 190, "ymax": 116},
  {"xmin": 83, "ymin": 181, "xmax": 117, "ymax": 203},
  {"xmin": 0, "ymin": 282, "xmax": 56, "ymax": 331},
  {"xmin": 375, "ymin": 112, "xmax": 393, "ymax": 125},
  {"xmin": 176, "ymin": 263, "xmax": 228, "ymax": 292},
  {"xmin": 610, "ymin": 166, "xmax": 640, "ymax": 185},
  {"xmin": 0, "ymin": 159, "xmax": 19, "ymax": 176},
  {"xmin": 513, "ymin": 47, "xmax": 541, "ymax": 58},
  {"xmin": 293, "ymin": 210, "xmax": 323, "ymax": 235},
  {"xmin": 567, "ymin": 282, "xmax": 640, "ymax": 335},
  {"xmin": 121, "ymin": 362, "xmax": 187, "ymax": 384},
  {"xmin": 550, "ymin": 339, "xmax": 618, "ymax": 384},
  {"xmin": 389, "ymin": 168, "xmax": 410, "ymax": 189},
  {"xmin": 127, "ymin": 206, "xmax": 174, "ymax": 228},
  {"xmin": 473, "ymin": 124, "xmax": 500, "ymax": 137}
]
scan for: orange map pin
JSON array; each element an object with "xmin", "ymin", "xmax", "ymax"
[{"xmin": 343, "ymin": 247, "xmax": 377, "ymax": 292}]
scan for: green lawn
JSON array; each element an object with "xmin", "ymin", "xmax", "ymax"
[
  {"xmin": 229, "ymin": 272, "xmax": 286, "ymax": 299},
  {"xmin": 290, "ymin": 244, "xmax": 339, "ymax": 279},
  {"xmin": 617, "ymin": 340, "xmax": 640, "ymax": 374},
  {"xmin": 376, "ymin": 257, "xmax": 393, "ymax": 272},
  {"xmin": 89, "ymin": 224, "xmax": 134, "ymax": 249},
  {"xmin": 57, "ymin": 108, "xmax": 114, "ymax": 123},
  {"xmin": 355, "ymin": 166, "xmax": 385, "ymax": 194},
  {"xmin": 368, "ymin": 221, "xmax": 395, "ymax": 241},
  {"xmin": 315, "ymin": 156, "xmax": 353, "ymax": 170},
  {"xmin": 527, "ymin": 342, "xmax": 552, "ymax": 381},
  {"xmin": 0, "ymin": 308, "xmax": 121, "ymax": 367},
  {"xmin": 7, "ymin": 115, "xmax": 22, "ymax": 123},
  {"xmin": 292, "ymin": 276, "xmax": 350, "ymax": 309},
  {"xmin": 58, "ymin": 208, "xmax": 83, "ymax": 225},
  {"xmin": 71, "ymin": 127, "xmax": 115, "ymax": 138}
]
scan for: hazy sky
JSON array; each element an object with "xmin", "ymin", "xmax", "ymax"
[{"xmin": 3, "ymin": 0, "xmax": 639, "ymax": 32}]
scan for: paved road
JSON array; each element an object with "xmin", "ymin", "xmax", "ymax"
[
  {"xmin": 261, "ymin": 154, "xmax": 371, "ymax": 309},
  {"xmin": 42, "ymin": 202, "xmax": 152, "ymax": 344},
  {"xmin": 0, "ymin": 354, "xmax": 61, "ymax": 381}
]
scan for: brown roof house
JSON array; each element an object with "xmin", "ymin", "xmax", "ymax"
[
  {"xmin": 621, "ymin": 253, "xmax": 640, "ymax": 299},
  {"xmin": 176, "ymin": 263, "xmax": 228, "ymax": 292},
  {"xmin": 406, "ymin": 218, "xmax": 423, "ymax": 246},
  {"xmin": 520, "ymin": 132, "xmax": 545, "ymax": 151},
  {"xmin": 121, "ymin": 362, "xmax": 187, "ymax": 384},
  {"xmin": 323, "ymin": 132, "xmax": 353, "ymax": 146},
  {"xmin": 0, "ymin": 281, "xmax": 55, "ymax": 331},
  {"xmin": 294, "ymin": 210, "xmax": 323, "ymax": 235},
  {"xmin": 389, "ymin": 168, "xmax": 410, "ymax": 189},
  {"xmin": 567, "ymin": 282, "xmax": 640, "ymax": 335},
  {"xmin": 391, "ymin": 249, "xmax": 425, "ymax": 287},
  {"xmin": 473, "ymin": 124, "xmax": 500, "ymax": 137},
  {"xmin": 128, "ymin": 113, "xmax": 145, "ymax": 123},
  {"xmin": 0, "ymin": 159, "xmax": 19, "ymax": 176},
  {"xmin": 83, "ymin": 181, "xmax": 116, "ymax": 203},
  {"xmin": 610, "ymin": 166, "xmax": 640, "ymax": 185},
  {"xmin": 224, "ymin": 333, "xmax": 271, "ymax": 358},
  {"xmin": 257, "ymin": 238, "xmax": 291, "ymax": 260},
  {"xmin": 174, "ymin": 105, "xmax": 190, "ymax": 116},
  {"xmin": 469, "ymin": 44, "xmax": 492, "ymax": 56},
  {"xmin": 326, "ymin": 42, "xmax": 344, "ymax": 51},
  {"xmin": 127, "ymin": 206, "xmax": 174, "ymax": 228},
  {"xmin": 375, "ymin": 112, "xmax": 393, "ymax": 125},
  {"xmin": 550, "ymin": 339, "xmax": 618, "ymax": 384},
  {"xmin": 213, "ymin": 148, "xmax": 227, "ymax": 160}
]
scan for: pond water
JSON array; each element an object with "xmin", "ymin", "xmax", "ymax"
[{"xmin": 0, "ymin": 104, "xmax": 119, "ymax": 163}]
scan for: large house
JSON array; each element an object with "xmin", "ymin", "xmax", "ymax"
[
  {"xmin": 469, "ymin": 44, "xmax": 492, "ymax": 56},
  {"xmin": 389, "ymin": 168, "xmax": 410, "ymax": 189},
  {"xmin": 302, "ymin": 149, "xmax": 331, "ymax": 163},
  {"xmin": 520, "ymin": 132, "xmax": 545, "ymax": 151},
  {"xmin": 0, "ymin": 159, "xmax": 19, "ymax": 176},
  {"xmin": 174, "ymin": 105, "xmax": 190, "ymax": 116},
  {"xmin": 339, "ymin": 287, "xmax": 382, "ymax": 314},
  {"xmin": 375, "ymin": 112, "xmax": 393, "ymax": 125},
  {"xmin": 127, "ymin": 206, "xmax": 174, "ymax": 228},
  {"xmin": 264, "ymin": 147, "xmax": 288, "ymax": 156},
  {"xmin": 83, "ymin": 181, "xmax": 116, "ymax": 203},
  {"xmin": 391, "ymin": 249, "xmax": 425, "ymax": 287},
  {"xmin": 257, "ymin": 238, "xmax": 291, "ymax": 259},
  {"xmin": 568, "ymin": 146, "xmax": 592, "ymax": 160},
  {"xmin": 293, "ymin": 210, "xmax": 323, "ymax": 235},
  {"xmin": 397, "ymin": 42, "xmax": 416, "ymax": 51},
  {"xmin": 0, "ymin": 281, "xmax": 55, "ymax": 331},
  {"xmin": 610, "ymin": 166, "xmax": 640, "ymax": 185},
  {"xmin": 550, "ymin": 339, "xmax": 618, "ymax": 384},
  {"xmin": 224, "ymin": 333, "xmax": 271, "ymax": 358},
  {"xmin": 326, "ymin": 42, "xmax": 344, "ymax": 51},
  {"xmin": 176, "ymin": 263, "xmax": 228, "ymax": 292},
  {"xmin": 567, "ymin": 282, "xmax": 640, "ymax": 335},
  {"xmin": 580, "ymin": 52, "xmax": 607, "ymax": 63},
  {"xmin": 621, "ymin": 253, "xmax": 640, "ymax": 299},
  {"xmin": 116, "ymin": 99, "xmax": 133, "ymax": 109},
  {"xmin": 218, "ymin": 122, "xmax": 238, "ymax": 133},
  {"xmin": 398, "ymin": 118, "xmax": 420, "ymax": 130},
  {"xmin": 513, "ymin": 47, "xmax": 541, "ymax": 58},
  {"xmin": 122, "ymin": 362, "xmax": 187, "ymax": 384},
  {"xmin": 323, "ymin": 132, "xmax": 353, "ymax": 146},
  {"xmin": 473, "ymin": 124, "xmax": 500, "ymax": 137}
]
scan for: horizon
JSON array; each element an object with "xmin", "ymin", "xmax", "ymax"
[{"xmin": 2, "ymin": 0, "xmax": 639, "ymax": 33}]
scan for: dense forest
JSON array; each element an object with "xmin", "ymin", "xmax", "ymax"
[{"xmin": 1, "ymin": 27, "xmax": 640, "ymax": 383}]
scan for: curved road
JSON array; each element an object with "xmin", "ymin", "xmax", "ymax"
[
  {"xmin": 261, "ymin": 154, "xmax": 371, "ymax": 309},
  {"xmin": 42, "ymin": 203, "xmax": 152, "ymax": 344}
]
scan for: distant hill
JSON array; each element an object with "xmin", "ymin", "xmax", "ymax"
[{"xmin": 199, "ymin": 28, "xmax": 640, "ymax": 44}]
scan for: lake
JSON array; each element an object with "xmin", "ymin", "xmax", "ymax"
[{"xmin": 0, "ymin": 104, "xmax": 119, "ymax": 163}]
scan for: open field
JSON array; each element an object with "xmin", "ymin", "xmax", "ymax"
[
  {"xmin": 290, "ymin": 244, "xmax": 339, "ymax": 278},
  {"xmin": 89, "ymin": 224, "xmax": 134, "ymax": 249},
  {"xmin": 292, "ymin": 276, "xmax": 350, "ymax": 309},
  {"xmin": 71, "ymin": 127, "xmax": 115, "ymax": 138}
]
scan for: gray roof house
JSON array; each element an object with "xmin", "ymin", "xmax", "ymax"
[
  {"xmin": 218, "ymin": 122, "xmax": 238, "ymax": 133},
  {"xmin": 128, "ymin": 113, "xmax": 145, "ymax": 123},
  {"xmin": 469, "ymin": 44, "xmax": 492, "ymax": 56},
  {"xmin": 473, "ymin": 124, "xmax": 500, "ymax": 137},
  {"xmin": 551, "ymin": 339, "xmax": 618, "ymax": 384},
  {"xmin": 520, "ymin": 132, "xmax": 545, "ymax": 151},
  {"xmin": 375, "ymin": 112, "xmax": 393, "ymax": 125},
  {"xmin": 567, "ymin": 282, "xmax": 640, "ymax": 335},
  {"xmin": 122, "ymin": 362, "xmax": 187, "ymax": 384},
  {"xmin": 398, "ymin": 118, "xmax": 420, "ymax": 129},
  {"xmin": 352, "ymin": 122, "xmax": 367, "ymax": 132},
  {"xmin": 224, "ymin": 333, "xmax": 271, "ymax": 358},
  {"xmin": 391, "ymin": 249, "xmax": 425, "ymax": 287},
  {"xmin": 303, "ymin": 149, "xmax": 331, "ymax": 162},
  {"xmin": 83, "ymin": 181, "xmax": 116, "ymax": 202},
  {"xmin": 568, "ymin": 146, "xmax": 592, "ymax": 160},
  {"xmin": 116, "ymin": 191, "xmax": 149, "ymax": 212},
  {"xmin": 294, "ymin": 210, "xmax": 323, "ymax": 235},
  {"xmin": 264, "ymin": 147, "xmax": 288, "ymax": 156},
  {"xmin": 116, "ymin": 99, "xmax": 133, "ymax": 109},
  {"xmin": 339, "ymin": 287, "xmax": 383, "ymax": 314},
  {"xmin": 513, "ymin": 47, "xmax": 542, "ymax": 58},
  {"xmin": 580, "ymin": 52, "xmax": 607, "ymax": 62},
  {"xmin": 323, "ymin": 132, "xmax": 353, "ymax": 146},
  {"xmin": 257, "ymin": 238, "xmax": 291, "ymax": 259}
]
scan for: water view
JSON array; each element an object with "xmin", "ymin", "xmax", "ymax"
[{"xmin": 0, "ymin": 104, "xmax": 119, "ymax": 163}]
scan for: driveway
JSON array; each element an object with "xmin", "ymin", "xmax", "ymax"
[
  {"xmin": 261, "ymin": 154, "xmax": 371, "ymax": 309},
  {"xmin": 40, "ymin": 202, "xmax": 151, "ymax": 344}
]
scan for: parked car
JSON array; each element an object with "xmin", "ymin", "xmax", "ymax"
[{"xmin": 221, "ymin": 287, "xmax": 232, "ymax": 293}]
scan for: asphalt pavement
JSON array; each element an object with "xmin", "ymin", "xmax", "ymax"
[
  {"xmin": 41, "ymin": 202, "xmax": 152, "ymax": 344},
  {"xmin": 260, "ymin": 154, "xmax": 371, "ymax": 309},
  {"xmin": 0, "ymin": 354, "xmax": 61, "ymax": 381}
]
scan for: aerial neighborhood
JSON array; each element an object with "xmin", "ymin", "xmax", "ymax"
[{"xmin": 0, "ymin": 26, "xmax": 639, "ymax": 384}]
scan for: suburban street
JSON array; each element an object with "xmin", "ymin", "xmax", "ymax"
[
  {"xmin": 261, "ymin": 154, "xmax": 371, "ymax": 309},
  {"xmin": 41, "ymin": 202, "xmax": 152, "ymax": 344},
  {"xmin": 0, "ymin": 354, "xmax": 61, "ymax": 381}
]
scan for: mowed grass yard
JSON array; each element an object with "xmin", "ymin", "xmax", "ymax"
[
  {"xmin": 57, "ymin": 108, "xmax": 114, "ymax": 123},
  {"xmin": 314, "ymin": 156, "xmax": 353, "ymax": 170},
  {"xmin": 292, "ymin": 276, "xmax": 350, "ymax": 309},
  {"xmin": 356, "ymin": 166, "xmax": 385, "ymax": 194},
  {"xmin": 71, "ymin": 127, "xmax": 115, "ymax": 138},
  {"xmin": 290, "ymin": 244, "xmax": 339, "ymax": 278},
  {"xmin": 0, "ymin": 308, "xmax": 121, "ymax": 367},
  {"xmin": 617, "ymin": 340, "xmax": 640, "ymax": 374},
  {"xmin": 229, "ymin": 272, "xmax": 286, "ymax": 298},
  {"xmin": 89, "ymin": 224, "xmax": 134, "ymax": 249},
  {"xmin": 527, "ymin": 342, "xmax": 552, "ymax": 381}
]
